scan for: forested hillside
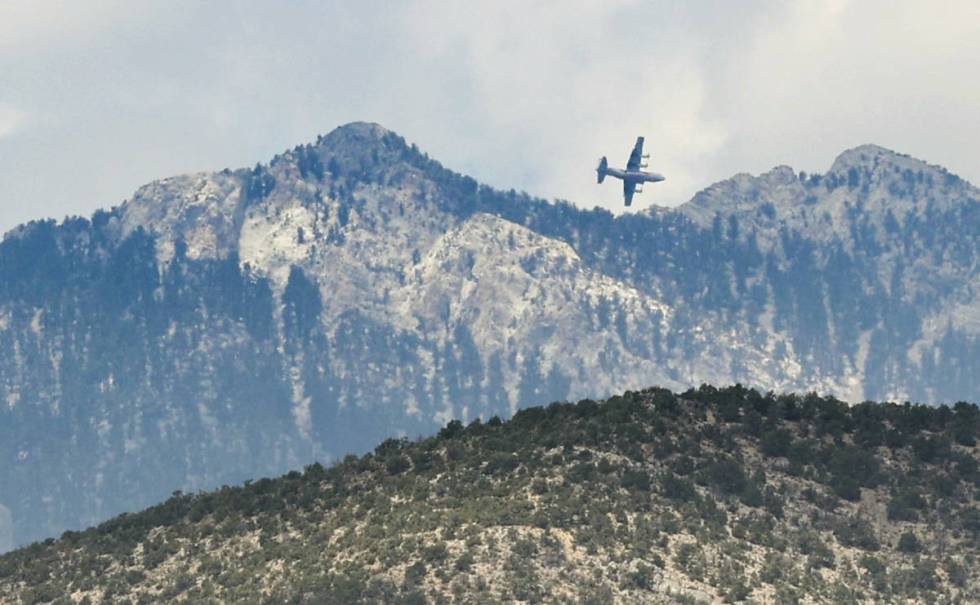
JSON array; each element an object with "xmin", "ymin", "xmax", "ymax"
[
  {"xmin": 1, "ymin": 123, "xmax": 977, "ymax": 549},
  {"xmin": 2, "ymin": 386, "xmax": 979, "ymax": 604}
]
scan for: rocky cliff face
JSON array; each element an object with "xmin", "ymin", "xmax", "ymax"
[{"xmin": 0, "ymin": 122, "xmax": 977, "ymax": 548}]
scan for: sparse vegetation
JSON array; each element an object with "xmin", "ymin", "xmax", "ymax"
[{"xmin": 1, "ymin": 385, "xmax": 978, "ymax": 603}]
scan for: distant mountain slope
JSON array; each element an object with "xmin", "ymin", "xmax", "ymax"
[
  {"xmin": 1, "ymin": 122, "xmax": 978, "ymax": 549},
  {"xmin": 2, "ymin": 386, "xmax": 979, "ymax": 604},
  {"xmin": 678, "ymin": 143, "xmax": 980, "ymax": 368}
]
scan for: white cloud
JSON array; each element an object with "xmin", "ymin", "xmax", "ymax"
[
  {"xmin": 0, "ymin": 1, "xmax": 148, "ymax": 56},
  {"xmin": 371, "ymin": 0, "xmax": 980, "ymax": 210},
  {"xmin": 694, "ymin": 0, "xmax": 980, "ymax": 183},
  {"xmin": 383, "ymin": 1, "xmax": 731, "ymax": 209},
  {"xmin": 0, "ymin": 105, "xmax": 25, "ymax": 140}
]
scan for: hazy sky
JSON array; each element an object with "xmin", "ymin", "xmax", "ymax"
[{"xmin": 1, "ymin": 1, "xmax": 978, "ymax": 233}]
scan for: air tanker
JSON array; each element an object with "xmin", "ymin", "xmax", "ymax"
[{"xmin": 596, "ymin": 136, "xmax": 665, "ymax": 206}]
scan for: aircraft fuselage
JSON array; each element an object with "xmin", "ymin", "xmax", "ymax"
[{"xmin": 602, "ymin": 167, "xmax": 665, "ymax": 184}]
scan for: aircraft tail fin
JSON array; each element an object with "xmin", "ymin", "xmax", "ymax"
[{"xmin": 596, "ymin": 157, "xmax": 608, "ymax": 183}]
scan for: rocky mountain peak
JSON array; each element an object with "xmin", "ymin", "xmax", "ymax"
[
  {"xmin": 828, "ymin": 143, "xmax": 918, "ymax": 176},
  {"xmin": 824, "ymin": 143, "xmax": 975, "ymax": 203},
  {"xmin": 678, "ymin": 142, "xmax": 978, "ymax": 248},
  {"xmin": 112, "ymin": 122, "xmax": 427, "ymax": 272},
  {"xmin": 679, "ymin": 164, "xmax": 806, "ymax": 231},
  {"xmin": 291, "ymin": 121, "xmax": 416, "ymax": 182},
  {"xmin": 317, "ymin": 121, "xmax": 393, "ymax": 146}
]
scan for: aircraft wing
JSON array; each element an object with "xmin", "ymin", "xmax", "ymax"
[
  {"xmin": 623, "ymin": 180, "xmax": 636, "ymax": 207},
  {"xmin": 626, "ymin": 136, "xmax": 645, "ymax": 171}
]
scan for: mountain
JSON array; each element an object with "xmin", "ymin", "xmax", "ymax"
[
  {"xmin": 1, "ymin": 122, "xmax": 978, "ymax": 550},
  {"xmin": 2, "ymin": 386, "xmax": 979, "ymax": 603}
]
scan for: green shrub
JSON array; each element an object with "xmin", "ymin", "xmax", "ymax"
[
  {"xmin": 833, "ymin": 516, "xmax": 879, "ymax": 551},
  {"xmin": 702, "ymin": 457, "xmax": 748, "ymax": 497},
  {"xmin": 888, "ymin": 488, "xmax": 927, "ymax": 522},
  {"xmin": 797, "ymin": 530, "xmax": 834, "ymax": 569},
  {"xmin": 386, "ymin": 454, "xmax": 411, "ymax": 475},
  {"xmin": 403, "ymin": 561, "xmax": 426, "ymax": 586},
  {"xmin": 760, "ymin": 428, "xmax": 794, "ymax": 458},
  {"xmin": 959, "ymin": 506, "xmax": 980, "ymax": 537},
  {"xmin": 830, "ymin": 475, "xmax": 861, "ymax": 502},
  {"xmin": 896, "ymin": 531, "xmax": 921, "ymax": 554},
  {"xmin": 859, "ymin": 554, "xmax": 886, "ymax": 578},
  {"xmin": 621, "ymin": 469, "xmax": 651, "ymax": 492},
  {"xmin": 662, "ymin": 475, "xmax": 698, "ymax": 502},
  {"xmin": 454, "ymin": 552, "xmax": 475, "ymax": 572}
]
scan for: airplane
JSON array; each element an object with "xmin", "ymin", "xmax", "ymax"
[{"xmin": 596, "ymin": 136, "xmax": 665, "ymax": 206}]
